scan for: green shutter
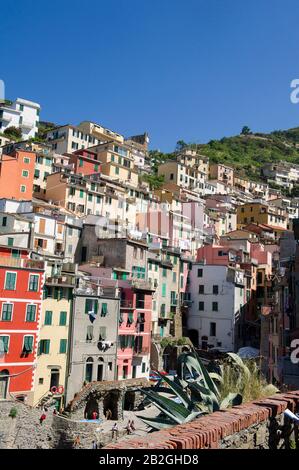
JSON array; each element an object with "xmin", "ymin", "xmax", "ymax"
[
  {"xmin": 26, "ymin": 305, "xmax": 36, "ymax": 322},
  {"xmin": 44, "ymin": 311, "xmax": 52, "ymax": 325},
  {"xmin": 8, "ymin": 237, "xmax": 14, "ymax": 247},
  {"xmin": 127, "ymin": 312, "xmax": 134, "ymax": 324},
  {"xmin": 59, "ymin": 339, "xmax": 67, "ymax": 353},
  {"xmin": 0, "ymin": 336, "xmax": 9, "ymax": 353},
  {"xmin": 5, "ymin": 272, "xmax": 16, "ymax": 290},
  {"xmin": 162, "ymin": 283, "xmax": 166, "ymax": 297},
  {"xmin": 45, "ymin": 340, "xmax": 50, "ymax": 354},
  {"xmin": 101, "ymin": 303, "xmax": 107, "ymax": 317},
  {"xmin": 59, "ymin": 311, "xmax": 67, "ymax": 326},
  {"xmin": 2, "ymin": 303, "xmax": 12, "ymax": 321}
]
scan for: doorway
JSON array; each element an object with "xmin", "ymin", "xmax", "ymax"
[
  {"xmin": 97, "ymin": 364, "xmax": 104, "ymax": 381},
  {"xmin": 103, "ymin": 391, "xmax": 119, "ymax": 420},
  {"xmin": 50, "ymin": 369, "xmax": 60, "ymax": 389},
  {"xmin": 0, "ymin": 370, "xmax": 9, "ymax": 399}
]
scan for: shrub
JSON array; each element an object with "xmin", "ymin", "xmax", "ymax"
[{"xmin": 9, "ymin": 407, "xmax": 17, "ymax": 418}]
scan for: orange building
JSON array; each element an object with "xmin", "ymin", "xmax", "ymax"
[{"xmin": 0, "ymin": 150, "xmax": 36, "ymax": 200}]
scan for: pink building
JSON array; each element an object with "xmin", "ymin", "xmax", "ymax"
[{"xmin": 118, "ymin": 285, "xmax": 153, "ymax": 379}]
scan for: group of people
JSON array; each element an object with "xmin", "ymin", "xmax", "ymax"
[{"xmin": 111, "ymin": 419, "xmax": 136, "ymax": 439}]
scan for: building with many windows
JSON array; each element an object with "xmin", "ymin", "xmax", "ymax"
[{"xmin": 0, "ymin": 98, "xmax": 40, "ymax": 140}]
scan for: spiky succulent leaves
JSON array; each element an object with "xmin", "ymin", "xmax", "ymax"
[
  {"xmin": 220, "ymin": 392, "xmax": 243, "ymax": 410},
  {"xmin": 140, "ymin": 389, "xmax": 190, "ymax": 424},
  {"xmin": 182, "ymin": 351, "xmax": 221, "ymax": 399},
  {"xmin": 226, "ymin": 353, "xmax": 251, "ymax": 380},
  {"xmin": 208, "ymin": 372, "xmax": 224, "ymax": 384},
  {"xmin": 187, "ymin": 381, "xmax": 220, "ymax": 413},
  {"xmin": 138, "ymin": 416, "xmax": 174, "ymax": 430},
  {"xmin": 155, "ymin": 370, "xmax": 195, "ymax": 410}
]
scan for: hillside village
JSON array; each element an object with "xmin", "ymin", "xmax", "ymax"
[{"xmin": 0, "ymin": 97, "xmax": 299, "ymax": 447}]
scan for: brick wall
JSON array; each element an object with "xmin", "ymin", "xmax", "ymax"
[{"xmin": 105, "ymin": 391, "xmax": 299, "ymax": 449}]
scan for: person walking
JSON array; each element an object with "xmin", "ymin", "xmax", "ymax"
[
  {"xmin": 39, "ymin": 411, "xmax": 47, "ymax": 425},
  {"xmin": 111, "ymin": 422, "xmax": 118, "ymax": 440},
  {"xmin": 125, "ymin": 420, "xmax": 132, "ymax": 435},
  {"xmin": 92, "ymin": 440, "xmax": 98, "ymax": 449}
]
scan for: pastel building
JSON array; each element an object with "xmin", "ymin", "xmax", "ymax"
[
  {"xmin": 0, "ymin": 98, "xmax": 40, "ymax": 140},
  {"xmin": 0, "ymin": 150, "xmax": 36, "ymax": 200}
]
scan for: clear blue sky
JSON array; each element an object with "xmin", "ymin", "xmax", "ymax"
[{"xmin": 1, "ymin": 0, "xmax": 299, "ymax": 151}]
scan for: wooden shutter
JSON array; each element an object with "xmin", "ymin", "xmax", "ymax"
[{"xmin": 39, "ymin": 218, "xmax": 46, "ymax": 234}]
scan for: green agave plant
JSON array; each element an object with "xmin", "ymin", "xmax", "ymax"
[{"xmin": 138, "ymin": 351, "xmax": 257, "ymax": 430}]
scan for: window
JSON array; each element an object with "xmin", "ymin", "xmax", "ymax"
[
  {"xmin": 44, "ymin": 311, "xmax": 52, "ymax": 325},
  {"xmin": 115, "ymin": 166, "xmax": 119, "ymax": 175},
  {"xmin": 8, "ymin": 237, "xmax": 14, "ymax": 247},
  {"xmin": 29, "ymin": 274, "xmax": 39, "ymax": 292},
  {"xmin": 2, "ymin": 216, "xmax": 7, "ymax": 226},
  {"xmin": 162, "ymin": 268, "xmax": 167, "ymax": 277},
  {"xmin": 26, "ymin": 304, "xmax": 36, "ymax": 322},
  {"xmin": 23, "ymin": 335, "xmax": 34, "ymax": 353},
  {"xmin": 59, "ymin": 339, "xmax": 67, "ymax": 354},
  {"xmin": 212, "ymin": 302, "xmax": 218, "ymax": 312},
  {"xmin": 199, "ymin": 301, "xmax": 204, "ymax": 311},
  {"xmin": 213, "ymin": 285, "xmax": 219, "ymax": 295},
  {"xmin": 101, "ymin": 303, "xmax": 108, "ymax": 317},
  {"xmin": 197, "ymin": 268, "xmax": 203, "ymax": 277},
  {"xmin": 79, "ymin": 159, "xmax": 83, "ymax": 167},
  {"xmin": 99, "ymin": 327, "xmax": 107, "ymax": 340},
  {"xmin": 127, "ymin": 312, "xmax": 134, "ymax": 325},
  {"xmin": 94, "ymin": 164, "xmax": 99, "ymax": 172},
  {"xmin": 85, "ymin": 299, "xmax": 98, "ymax": 315},
  {"xmin": 22, "ymin": 170, "xmax": 29, "ymax": 178},
  {"xmin": 199, "ymin": 285, "xmax": 204, "ymax": 294},
  {"xmin": 162, "ymin": 283, "xmax": 167, "ymax": 297},
  {"xmin": 20, "ymin": 185, "xmax": 26, "ymax": 193},
  {"xmin": 5, "ymin": 272, "xmax": 16, "ymax": 290},
  {"xmin": 34, "ymin": 169, "xmax": 40, "ymax": 178},
  {"xmin": 142, "ymin": 362, "xmax": 146, "ymax": 373},
  {"xmin": 0, "ymin": 336, "xmax": 9, "ymax": 353},
  {"xmin": 172, "ymin": 272, "xmax": 177, "ymax": 283},
  {"xmin": 69, "ymin": 187, "xmax": 76, "ymax": 196},
  {"xmin": 88, "ymin": 193, "xmax": 93, "ymax": 202},
  {"xmin": 1, "ymin": 303, "xmax": 13, "ymax": 321},
  {"xmin": 86, "ymin": 325, "xmax": 93, "ymax": 342},
  {"xmin": 59, "ymin": 311, "xmax": 67, "ymax": 326},
  {"xmin": 210, "ymin": 322, "xmax": 216, "ymax": 336},
  {"xmin": 79, "ymin": 189, "xmax": 84, "ymax": 198},
  {"xmin": 38, "ymin": 339, "xmax": 50, "ymax": 355},
  {"xmin": 23, "ymin": 157, "xmax": 30, "ymax": 164}
]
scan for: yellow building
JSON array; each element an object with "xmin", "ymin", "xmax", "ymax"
[
  {"xmin": 32, "ymin": 275, "xmax": 75, "ymax": 409},
  {"xmin": 237, "ymin": 202, "xmax": 288, "ymax": 231}
]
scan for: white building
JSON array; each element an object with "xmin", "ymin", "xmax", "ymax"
[
  {"xmin": 0, "ymin": 98, "xmax": 40, "ymax": 139},
  {"xmin": 187, "ymin": 264, "xmax": 246, "ymax": 351}
]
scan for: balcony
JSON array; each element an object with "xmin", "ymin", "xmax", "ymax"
[
  {"xmin": 46, "ymin": 274, "xmax": 76, "ymax": 287},
  {"xmin": 131, "ymin": 279, "xmax": 155, "ymax": 291},
  {"xmin": 0, "ymin": 257, "xmax": 44, "ymax": 270}
]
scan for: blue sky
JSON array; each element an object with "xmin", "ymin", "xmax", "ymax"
[{"xmin": 1, "ymin": 0, "xmax": 299, "ymax": 151}]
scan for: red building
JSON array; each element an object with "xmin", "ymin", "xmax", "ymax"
[
  {"xmin": 0, "ymin": 247, "xmax": 45, "ymax": 402},
  {"xmin": 117, "ymin": 283, "xmax": 153, "ymax": 380},
  {"xmin": 69, "ymin": 149, "xmax": 102, "ymax": 176}
]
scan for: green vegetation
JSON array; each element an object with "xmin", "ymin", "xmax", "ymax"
[
  {"xmin": 140, "ymin": 173, "xmax": 165, "ymax": 190},
  {"xmin": 149, "ymin": 127, "xmax": 299, "ymax": 185},
  {"xmin": 139, "ymin": 351, "xmax": 278, "ymax": 431},
  {"xmin": 31, "ymin": 121, "xmax": 57, "ymax": 142},
  {"xmin": 9, "ymin": 407, "xmax": 18, "ymax": 418},
  {"xmin": 3, "ymin": 126, "xmax": 22, "ymax": 141}
]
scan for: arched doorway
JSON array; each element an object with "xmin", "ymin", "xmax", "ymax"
[
  {"xmin": 84, "ymin": 394, "xmax": 99, "ymax": 419},
  {"xmin": 103, "ymin": 391, "xmax": 119, "ymax": 420},
  {"xmin": 85, "ymin": 357, "xmax": 94, "ymax": 383},
  {"xmin": 0, "ymin": 370, "xmax": 9, "ymax": 399}
]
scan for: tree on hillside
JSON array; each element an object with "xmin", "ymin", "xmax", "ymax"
[
  {"xmin": 176, "ymin": 140, "xmax": 187, "ymax": 151},
  {"xmin": 3, "ymin": 126, "xmax": 22, "ymax": 140},
  {"xmin": 241, "ymin": 126, "xmax": 251, "ymax": 135}
]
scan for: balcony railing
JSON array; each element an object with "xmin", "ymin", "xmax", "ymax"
[
  {"xmin": 0, "ymin": 257, "xmax": 44, "ymax": 270},
  {"xmin": 46, "ymin": 274, "xmax": 76, "ymax": 287}
]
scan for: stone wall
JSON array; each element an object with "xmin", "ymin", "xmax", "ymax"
[{"xmin": 105, "ymin": 391, "xmax": 299, "ymax": 449}]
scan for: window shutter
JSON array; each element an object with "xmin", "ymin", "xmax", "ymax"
[
  {"xmin": 86, "ymin": 325, "xmax": 93, "ymax": 341},
  {"xmin": 101, "ymin": 303, "xmax": 107, "ymax": 317},
  {"xmin": 99, "ymin": 327, "xmax": 107, "ymax": 340},
  {"xmin": 45, "ymin": 340, "xmax": 50, "ymax": 354}
]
